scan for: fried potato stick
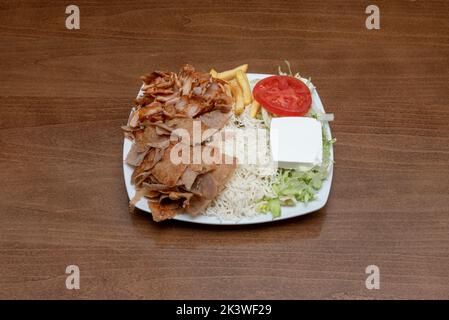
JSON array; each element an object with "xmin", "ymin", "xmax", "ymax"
[
  {"xmin": 236, "ymin": 70, "xmax": 252, "ymax": 105},
  {"xmin": 216, "ymin": 64, "xmax": 248, "ymax": 81},
  {"xmin": 230, "ymin": 81, "xmax": 244, "ymax": 115},
  {"xmin": 209, "ymin": 69, "xmax": 218, "ymax": 78},
  {"xmin": 250, "ymin": 99, "xmax": 261, "ymax": 118}
]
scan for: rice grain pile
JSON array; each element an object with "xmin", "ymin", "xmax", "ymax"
[{"xmin": 204, "ymin": 107, "xmax": 277, "ymax": 220}]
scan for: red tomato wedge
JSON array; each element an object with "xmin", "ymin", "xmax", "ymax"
[{"xmin": 253, "ymin": 75, "xmax": 312, "ymax": 116}]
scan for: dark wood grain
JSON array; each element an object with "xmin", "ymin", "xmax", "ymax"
[{"xmin": 1, "ymin": 0, "xmax": 449, "ymax": 299}]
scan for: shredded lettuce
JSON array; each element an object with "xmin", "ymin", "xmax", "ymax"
[{"xmin": 257, "ymin": 129, "xmax": 335, "ymax": 217}]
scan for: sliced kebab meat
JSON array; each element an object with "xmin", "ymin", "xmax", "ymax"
[{"xmin": 123, "ymin": 64, "xmax": 236, "ymax": 221}]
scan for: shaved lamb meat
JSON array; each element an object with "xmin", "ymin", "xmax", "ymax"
[
  {"xmin": 148, "ymin": 201, "xmax": 181, "ymax": 222},
  {"xmin": 125, "ymin": 143, "xmax": 150, "ymax": 167},
  {"xmin": 165, "ymin": 118, "xmax": 217, "ymax": 145},
  {"xmin": 123, "ymin": 64, "xmax": 236, "ymax": 221},
  {"xmin": 155, "ymin": 125, "xmax": 171, "ymax": 136},
  {"xmin": 150, "ymin": 144, "xmax": 188, "ymax": 187},
  {"xmin": 209, "ymin": 158, "xmax": 237, "ymax": 192},
  {"xmin": 190, "ymin": 173, "xmax": 218, "ymax": 200},
  {"xmin": 177, "ymin": 167, "xmax": 199, "ymax": 191},
  {"xmin": 186, "ymin": 161, "xmax": 236, "ymax": 216},
  {"xmin": 185, "ymin": 197, "xmax": 212, "ymax": 216},
  {"xmin": 199, "ymin": 110, "xmax": 231, "ymax": 129},
  {"xmin": 142, "ymin": 182, "xmax": 171, "ymax": 191},
  {"xmin": 131, "ymin": 148, "xmax": 163, "ymax": 184},
  {"xmin": 177, "ymin": 159, "xmax": 217, "ymax": 191},
  {"xmin": 159, "ymin": 191, "xmax": 193, "ymax": 208},
  {"xmin": 134, "ymin": 126, "xmax": 170, "ymax": 150}
]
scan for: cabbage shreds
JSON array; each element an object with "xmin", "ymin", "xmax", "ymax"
[{"xmin": 256, "ymin": 129, "xmax": 335, "ymax": 218}]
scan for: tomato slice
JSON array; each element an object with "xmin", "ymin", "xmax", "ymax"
[{"xmin": 253, "ymin": 75, "xmax": 312, "ymax": 116}]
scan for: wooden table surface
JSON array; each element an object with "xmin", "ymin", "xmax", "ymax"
[{"xmin": 1, "ymin": 0, "xmax": 448, "ymax": 300}]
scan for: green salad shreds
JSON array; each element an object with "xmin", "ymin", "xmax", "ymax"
[{"xmin": 257, "ymin": 129, "xmax": 336, "ymax": 218}]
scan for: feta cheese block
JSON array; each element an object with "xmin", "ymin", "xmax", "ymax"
[{"xmin": 270, "ymin": 117, "xmax": 323, "ymax": 170}]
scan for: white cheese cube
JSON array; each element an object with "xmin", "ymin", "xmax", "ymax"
[{"xmin": 270, "ymin": 117, "xmax": 323, "ymax": 170}]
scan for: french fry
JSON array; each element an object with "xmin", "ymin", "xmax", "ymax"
[
  {"xmin": 209, "ymin": 68, "xmax": 218, "ymax": 78},
  {"xmin": 216, "ymin": 64, "xmax": 248, "ymax": 81},
  {"xmin": 236, "ymin": 70, "xmax": 252, "ymax": 105},
  {"xmin": 230, "ymin": 82, "xmax": 244, "ymax": 115},
  {"xmin": 250, "ymin": 99, "xmax": 260, "ymax": 118}
]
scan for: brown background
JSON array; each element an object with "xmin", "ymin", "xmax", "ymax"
[{"xmin": 1, "ymin": 0, "xmax": 448, "ymax": 299}]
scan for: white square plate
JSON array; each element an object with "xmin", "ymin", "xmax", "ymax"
[{"xmin": 123, "ymin": 73, "xmax": 333, "ymax": 225}]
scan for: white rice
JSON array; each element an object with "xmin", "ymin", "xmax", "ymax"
[{"xmin": 204, "ymin": 107, "xmax": 277, "ymax": 220}]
